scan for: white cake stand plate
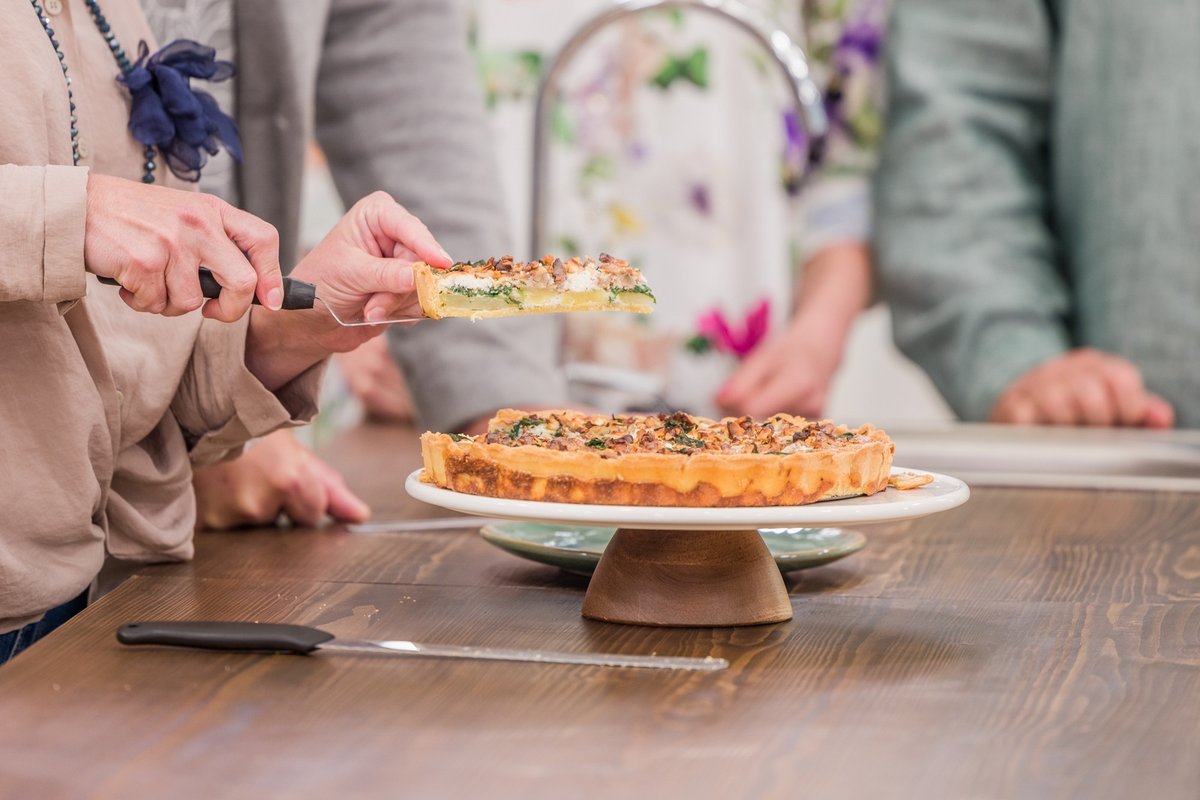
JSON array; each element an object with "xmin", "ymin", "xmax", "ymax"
[{"xmin": 406, "ymin": 469, "xmax": 969, "ymax": 628}]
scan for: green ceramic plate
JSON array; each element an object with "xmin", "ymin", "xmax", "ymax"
[{"xmin": 480, "ymin": 522, "xmax": 865, "ymax": 576}]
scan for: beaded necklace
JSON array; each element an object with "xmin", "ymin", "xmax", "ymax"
[{"xmin": 30, "ymin": 0, "xmax": 158, "ymax": 183}]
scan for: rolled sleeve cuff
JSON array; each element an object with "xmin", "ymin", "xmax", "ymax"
[
  {"xmin": 799, "ymin": 176, "xmax": 873, "ymax": 258},
  {"xmin": 0, "ymin": 164, "xmax": 87, "ymax": 304},
  {"xmin": 43, "ymin": 165, "xmax": 88, "ymax": 303},
  {"xmin": 175, "ymin": 315, "xmax": 327, "ymax": 466}
]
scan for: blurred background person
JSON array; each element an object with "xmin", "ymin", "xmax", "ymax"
[
  {"xmin": 142, "ymin": 0, "xmax": 572, "ymax": 528},
  {"xmin": 715, "ymin": 0, "xmax": 882, "ymax": 418},
  {"xmin": 875, "ymin": 0, "xmax": 1192, "ymax": 428},
  {"xmin": 462, "ymin": 0, "xmax": 946, "ymax": 424}
]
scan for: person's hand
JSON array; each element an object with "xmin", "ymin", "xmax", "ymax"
[
  {"xmin": 291, "ymin": 190, "xmax": 453, "ymax": 346},
  {"xmin": 715, "ymin": 242, "xmax": 870, "ymax": 418},
  {"xmin": 990, "ymin": 348, "xmax": 1175, "ymax": 428},
  {"xmin": 336, "ymin": 335, "xmax": 414, "ymax": 423},
  {"xmin": 714, "ymin": 315, "xmax": 844, "ymax": 418},
  {"xmin": 192, "ymin": 430, "xmax": 370, "ymax": 530},
  {"xmin": 84, "ymin": 173, "xmax": 283, "ymax": 320},
  {"xmin": 245, "ymin": 192, "xmax": 453, "ymax": 391}
]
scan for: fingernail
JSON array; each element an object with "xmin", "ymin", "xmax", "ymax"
[
  {"xmin": 366, "ymin": 307, "xmax": 386, "ymax": 322},
  {"xmin": 438, "ymin": 247, "xmax": 453, "ymax": 264},
  {"xmin": 267, "ymin": 287, "xmax": 283, "ymax": 310}
]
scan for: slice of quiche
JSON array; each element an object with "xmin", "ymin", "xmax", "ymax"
[
  {"xmin": 420, "ymin": 409, "xmax": 931, "ymax": 508},
  {"xmin": 413, "ymin": 254, "xmax": 655, "ymax": 320}
]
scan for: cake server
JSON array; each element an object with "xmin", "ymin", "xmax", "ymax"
[
  {"xmin": 116, "ymin": 621, "xmax": 728, "ymax": 671},
  {"xmin": 99, "ymin": 266, "xmax": 424, "ymax": 326}
]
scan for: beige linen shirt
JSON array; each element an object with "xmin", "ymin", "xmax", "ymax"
[{"xmin": 0, "ymin": 0, "xmax": 321, "ymax": 632}]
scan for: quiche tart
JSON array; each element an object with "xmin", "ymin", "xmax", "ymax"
[
  {"xmin": 413, "ymin": 254, "xmax": 655, "ymax": 320},
  {"xmin": 420, "ymin": 409, "xmax": 923, "ymax": 507}
]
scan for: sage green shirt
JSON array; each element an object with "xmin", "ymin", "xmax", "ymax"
[{"xmin": 875, "ymin": 0, "xmax": 1200, "ymax": 426}]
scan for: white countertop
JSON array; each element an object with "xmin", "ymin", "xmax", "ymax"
[{"xmin": 883, "ymin": 423, "xmax": 1200, "ymax": 492}]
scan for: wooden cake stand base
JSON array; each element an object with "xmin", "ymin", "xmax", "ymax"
[
  {"xmin": 581, "ymin": 528, "xmax": 793, "ymax": 627},
  {"xmin": 406, "ymin": 467, "xmax": 970, "ymax": 629}
]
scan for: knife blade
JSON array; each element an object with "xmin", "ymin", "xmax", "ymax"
[
  {"xmin": 116, "ymin": 621, "xmax": 728, "ymax": 671},
  {"xmin": 345, "ymin": 517, "xmax": 505, "ymax": 534}
]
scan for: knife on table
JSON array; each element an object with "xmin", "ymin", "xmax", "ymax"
[
  {"xmin": 345, "ymin": 517, "xmax": 505, "ymax": 534},
  {"xmin": 116, "ymin": 621, "xmax": 728, "ymax": 671},
  {"xmin": 98, "ymin": 266, "xmax": 422, "ymax": 326}
]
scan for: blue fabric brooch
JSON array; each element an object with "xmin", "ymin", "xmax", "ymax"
[{"xmin": 117, "ymin": 39, "xmax": 242, "ymax": 182}]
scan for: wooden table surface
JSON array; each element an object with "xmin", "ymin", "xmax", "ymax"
[{"xmin": 2, "ymin": 424, "xmax": 1198, "ymax": 799}]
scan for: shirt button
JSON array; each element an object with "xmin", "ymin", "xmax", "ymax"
[{"xmin": 44, "ymin": 0, "xmax": 63, "ymax": 14}]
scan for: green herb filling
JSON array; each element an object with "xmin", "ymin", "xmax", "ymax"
[
  {"xmin": 508, "ymin": 416, "xmax": 543, "ymax": 440},
  {"xmin": 448, "ymin": 284, "xmax": 522, "ymax": 306}
]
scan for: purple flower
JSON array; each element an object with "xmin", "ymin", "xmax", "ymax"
[
  {"xmin": 834, "ymin": 19, "xmax": 882, "ymax": 69},
  {"xmin": 118, "ymin": 40, "xmax": 242, "ymax": 182},
  {"xmin": 783, "ymin": 110, "xmax": 807, "ymax": 162},
  {"xmin": 824, "ymin": 15, "xmax": 883, "ymax": 135},
  {"xmin": 782, "ymin": 110, "xmax": 811, "ymax": 195}
]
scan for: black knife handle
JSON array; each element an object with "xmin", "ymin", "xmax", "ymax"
[
  {"xmin": 117, "ymin": 621, "xmax": 334, "ymax": 654},
  {"xmin": 98, "ymin": 267, "xmax": 317, "ymax": 310}
]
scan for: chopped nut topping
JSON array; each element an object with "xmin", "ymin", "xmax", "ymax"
[
  {"xmin": 444, "ymin": 255, "xmax": 647, "ymax": 293},
  {"xmin": 462, "ymin": 411, "xmax": 879, "ymax": 457}
]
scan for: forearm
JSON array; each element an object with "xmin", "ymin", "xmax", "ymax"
[
  {"xmin": 173, "ymin": 314, "xmax": 324, "ymax": 466},
  {"xmin": 244, "ymin": 307, "xmax": 332, "ymax": 393},
  {"xmin": 792, "ymin": 242, "xmax": 873, "ymax": 345}
]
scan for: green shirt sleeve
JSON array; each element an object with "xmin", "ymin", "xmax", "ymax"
[{"xmin": 873, "ymin": 0, "xmax": 1070, "ymax": 420}]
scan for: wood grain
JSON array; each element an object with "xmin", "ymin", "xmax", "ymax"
[
  {"xmin": 2, "ymin": 575, "xmax": 1198, "ymax": 799},
  {"xmin": 148, "ymin": 486, "xmax": 1200, "ymax": 606},
  {"xmin": 2, "ymin": 423, "xmax": 1199, "ymax": 799}
]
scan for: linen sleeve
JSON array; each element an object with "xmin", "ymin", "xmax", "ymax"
[
  {"xmin": 873, "ymin": 0, "xmax": 1070, "ymax": 421},
  {"xmin": 170, "ymin": 315, "xmax": 326, "ymax": 467},
  {"xmin": 0, "ymin": 164, "xmax": 88, "ymax": 304},
  {"xmin": 314, "ymin": 0, "xmax": 571, "ymax": 432}
]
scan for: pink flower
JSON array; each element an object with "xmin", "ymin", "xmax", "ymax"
[{"xmin": 695, "ymin": 298, "xmax": 771, "ymax": 359}]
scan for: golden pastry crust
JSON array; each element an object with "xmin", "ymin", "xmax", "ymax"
[
  {"xmin": 420, "ymin": 409, "xmax": 897, "ymax": 507},
  {"xmin": 888, "ymin": 471, "xmax": 935, "ymax": 490},
  {"xmin": 412, "ymin": 255, "xmax": 654, "ymax": 320},
  {"xmin": 413, "ymin": 262, "xmax": 445, "ymax": 320}
]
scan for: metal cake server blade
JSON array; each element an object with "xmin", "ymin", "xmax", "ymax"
[
  {"xmin": 117, "ymin": 621, "xmax": 728, "ymax": 671},
  {"xmin": 313, "ymin": 297, "xmax": 424, "ymax": 327}
]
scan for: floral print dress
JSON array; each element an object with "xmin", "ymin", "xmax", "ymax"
[{"xmin": 470, "ymin": 0, "xmax": 885, "ymax": 416}]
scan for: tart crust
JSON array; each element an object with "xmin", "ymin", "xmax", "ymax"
[{"xmin": 420, "ymin": 410, "xmax": 896, "ymax": 507}]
